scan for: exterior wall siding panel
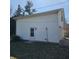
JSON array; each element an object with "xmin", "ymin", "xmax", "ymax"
[{"xmin": 16, "ymin": 9, "xmax": 64, "ymax": 43}]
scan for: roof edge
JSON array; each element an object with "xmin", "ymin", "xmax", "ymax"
[{"xmin": 13, "ymin": 8, "xmax": 64, "ymax": 20}]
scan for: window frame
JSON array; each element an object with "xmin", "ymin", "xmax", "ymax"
[{"xmin": 30, "ymin": 28, "xmax": 34, "ymax": 37}]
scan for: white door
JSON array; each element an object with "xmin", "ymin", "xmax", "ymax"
[{"xmin": 34, "ymin": 24, "xmax": 48, "ymax": 42}]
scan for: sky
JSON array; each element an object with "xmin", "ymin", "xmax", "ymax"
[{"xmin": 10, "ymin": 0, "xmax": 69, "ymax": 23}]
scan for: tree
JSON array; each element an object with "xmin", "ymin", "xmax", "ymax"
[
  {"xmin": 10, "ymin": 7, "xmax": 12, "ymax": 16},
  {"xmin": 10, "ymin": 5, "xmax": 13, "ymax": 17},
  {"xmin": 24, "ymin": 0, "xmax": 35, "ymax": 15},
  {"xmin": 10, "ymin": 17, "xmax": 16, "ymax": 36},
  {"xmin": 14, "ymin": 4, "xmax": 22, "ymax": 16}
]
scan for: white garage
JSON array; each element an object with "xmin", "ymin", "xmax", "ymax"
[{"xmin": 14, "ymin": 8, "xmax": 64, "ymax": 43}]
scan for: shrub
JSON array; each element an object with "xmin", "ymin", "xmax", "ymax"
[{"xmin": 11, "ymin": 35, "xmax": 23, "ymax": 42}]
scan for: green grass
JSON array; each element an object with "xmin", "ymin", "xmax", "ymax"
[{"xmin": 10, "ymin": 41, "xmax": 69, "ymax": 59}]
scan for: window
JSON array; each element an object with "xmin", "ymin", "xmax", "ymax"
[{"xmin": 30, "ymin": 28, "xmax": 34, "ymax": 37}]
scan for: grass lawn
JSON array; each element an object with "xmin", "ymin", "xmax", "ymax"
[{"xmin": 10, "ymin": 41, "xmax": 69, "ymax": 59}]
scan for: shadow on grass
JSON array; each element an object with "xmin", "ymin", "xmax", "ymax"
[{"xmin": 10, "ymin": 41, "xmax": 69, "ymax": 59}]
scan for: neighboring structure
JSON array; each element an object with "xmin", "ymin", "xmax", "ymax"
[
  {"xmin": 14, "ymin": 8, "xmax": 65, "ymax": 43},
  {"xmin": 64, "ymin": 23, "xmax": 69, "ymax": 38}
]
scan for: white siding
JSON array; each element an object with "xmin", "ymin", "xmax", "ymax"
[
  {"xmin": 16, "ymin": 12, "xmax": 63, "ymax": 43},
  {"xmin": 58, "ymin": 10, "xmax": 64, "ymax": 39}
]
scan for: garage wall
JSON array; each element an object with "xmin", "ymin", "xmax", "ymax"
[
  {"xmin": 16, "ymin": 13, "xmax": 62, "ymax": 42},
  {"xmin": 58, "ymin": 9, "xmax": 64, "ymax": 39}
]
